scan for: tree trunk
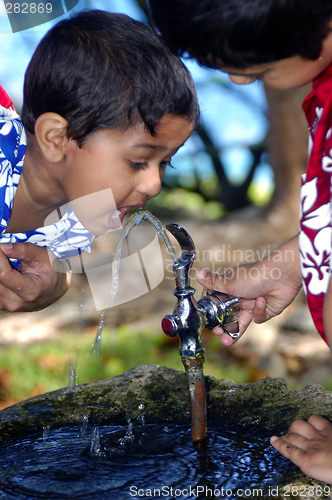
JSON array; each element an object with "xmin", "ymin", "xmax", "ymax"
[{"xmin": 264, "ymin": 84, "xmax": 311, "ymax": 234}]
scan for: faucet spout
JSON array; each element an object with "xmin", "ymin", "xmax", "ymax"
[
  {"xmin": 162, "ymin": 223, "xmax": 205, "ymax": 359},
  {"xmin": 165, "ymin": 222, "xmax": 195, "ymax": 289}
]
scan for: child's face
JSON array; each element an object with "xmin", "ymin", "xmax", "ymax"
[
  {"xmin": 220, "ymin": 54, "xmax": 332, "ymax": 89},
  {"xmin": 219, "ymin": 29, "xmax": 332, "ymax": 89},
  {"xmin": 63, "ymin": 114, "xmax": 194, "ymax": 235}
]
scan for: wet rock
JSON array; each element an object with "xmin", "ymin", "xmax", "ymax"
[
  {"xmin": 1, "ymin": 364, "xmax": 332, "ymax": 497},
  {"xmin": 1, "ymin": 364, "xmax": 332, "ymax": 439}
]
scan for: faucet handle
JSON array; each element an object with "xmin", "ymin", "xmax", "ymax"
[
  {"xmin": 161, "ymin": 314, "xmax": 182, "ymax": 337},
  {"xmin": 198, "ymin": 290, "xmax": 242, "ymax": 339}
]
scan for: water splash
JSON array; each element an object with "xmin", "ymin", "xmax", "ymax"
[
  {"xmin": 68, "ymin": 291, "xmax": 85, "ymax": 387},
  {"xmin": 81, "ymin": 415, "xmax": 89, "ymax": 438},
  {"xmin": 90, "ymin": 427, "xmax": 101, "ymax": 455},
  {"xmin": 93, "ymin": 310, "xmax": 106, "ymax": 357},
  {"xmin": 42, "ymin": 425, "xmax": 50, "ymax": 441},
  {"xmin": 0, "ymin": 423, "xmax": 299, "ymax": 499},
  {"xmin": 79, "ymin": 289, "xmax": 85, "ymax": 332},
  {"xmin": 68, "ymin": 347, "xmax": 80, "ymax": 387},
  {"xmin": 119, "ymin": 422, "xmax": 134, "ymax": 447},
  {"xmin": 68, "ymin": 364, "xmax": 77, "ymax": 388}
]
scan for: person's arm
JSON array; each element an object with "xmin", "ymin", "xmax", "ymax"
[
  {"xmin": 195, "ymin": 235, "xmax": 303, "ymax": 345},
  {"xmin": 0, "ymin": 243, "xmax": 70, "ymax": 312}
]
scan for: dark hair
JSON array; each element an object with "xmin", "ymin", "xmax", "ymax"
[
  {"xmin": 21, "ymin": 10, "xmax": 199, "ymax": 145},
  {"xmin": 149, "ymin": 0, "xmax": 332, "ymax": 69}
]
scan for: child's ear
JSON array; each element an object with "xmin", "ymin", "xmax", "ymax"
[{"xmin": 34, "ymin": 113, "xmax": 69, "ymax": 163}]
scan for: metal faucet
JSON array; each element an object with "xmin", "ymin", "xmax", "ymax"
[
  {"xmin": 161, "ymin": 222, "xmax": 242, "ymax": 443},
  {"xmin": 161, "ymin": 223, "xmax": 242, "ymax": 359}
]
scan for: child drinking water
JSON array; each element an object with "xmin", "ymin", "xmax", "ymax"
[
  {"xmin": 149, "ymin": 0, "xmax": 332, "ymax": 484},
  {"xmin": 0, "ymin": 9, "xmax": 199, "ymax": 274}
]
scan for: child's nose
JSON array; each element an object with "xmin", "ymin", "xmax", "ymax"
[
  {"xmin": 138, "ymin": 168, "xmax": 162, "ymax": 198},
  {"xmin": 228, "ymin": 74, "xmax": 257, "ymax": 85}
]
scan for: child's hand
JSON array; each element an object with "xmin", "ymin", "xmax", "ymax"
[
  {"xmin": 0, "ymin": 243, "xmax": 70, "ymax": 312},
  {"xmin": 270, "ymin": 415, "xmax": 332, "ymax": 485},
  {"xmin": 195, "ymin": 236, "xmax": 302, "ymax": 345},
  {"xmin": 195, "ymin": 267, "xmax": 287, "ymax": 345}
]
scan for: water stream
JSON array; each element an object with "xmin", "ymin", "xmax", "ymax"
[
  {"xmin": 93, "ymin": 210, "xmax": 178, "ymax": 355},
  {"xmin": 107, "ymin": 210, "xmax": 178, "ymax": 309}
]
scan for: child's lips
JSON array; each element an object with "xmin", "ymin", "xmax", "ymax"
[{"xmin": 107, "ymin": 205, "xmax": 144, "ymax": 229}]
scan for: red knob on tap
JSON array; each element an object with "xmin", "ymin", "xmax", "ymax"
[{"xmin": 161, "ymin": 315, "xmax": 182, "ymax": 337}]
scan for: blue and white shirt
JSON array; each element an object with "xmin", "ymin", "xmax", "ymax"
[{"xmin": 0, "ymin": 106, "xmax": 94, "ymax": 268}]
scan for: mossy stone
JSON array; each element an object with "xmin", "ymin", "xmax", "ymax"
[{"xmin": 1, "ymin": 364, "xmax": 332, "ymax": 498}]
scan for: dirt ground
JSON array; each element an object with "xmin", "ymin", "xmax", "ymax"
[{"xmin": 0, "ymin": 209, "xmax": 330, "ymax": 392}]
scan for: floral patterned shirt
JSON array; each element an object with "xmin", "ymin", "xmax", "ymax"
[
  {"xmin": 0, "ymin": 105, "xmax": 94, "ymax": 268},
  {"xmin": 300, "ymin": 64, "xmax": 332, "ymax": 342}
]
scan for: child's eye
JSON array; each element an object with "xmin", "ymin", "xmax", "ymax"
[
  {"xmin": 130, "ymin": 160, "xmax": 175, "ymax": 171},
  {"xmin": 130, "ymin": 161, "xmax": 148, "ymax": 170},
  {"xmin": 160, "ymin": 161, "xmax": 175, "ymax": 170}
]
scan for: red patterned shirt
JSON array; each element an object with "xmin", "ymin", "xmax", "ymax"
[
  {"xmin": 0, "ymin": 84, "xmax": 14, "ymax": 110},
  {"xmin": 300, "ymin": 64, "xmax": 332, "ymax": 343}
]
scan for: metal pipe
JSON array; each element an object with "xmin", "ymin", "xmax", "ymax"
[{"xmin": 182, "ymin": 356, "xmax": 208, "ymax": 443}]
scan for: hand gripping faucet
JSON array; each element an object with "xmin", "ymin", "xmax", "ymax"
[
  {"xmin": 161, "ymin": 223, "xmax": 242, "ymax": 443},
  {"xmin": 161, "ymin": 223, "xmax": 242, "ymax": 357}
]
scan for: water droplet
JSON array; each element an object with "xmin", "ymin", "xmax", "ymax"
[
  {"xmin": 79, "ymin": 289, "xmax": 85, "ymax": 332},
  {"xmin": 81, "ymin": 415, "xmax": 89, "ymax": 437},
  {"xmin": 43, "ymin": 425, "xmax": 50, "ymax": 441},
  {"xmin": 119, "ymin": 422, "xmax": 134, "ymax": 445},
  {"xmin": 90, "ymin": 427, "xmax": 100, "ymax": 454},
  {"xmin": 68, "ymin": 364, "xmax": 77, "ymax": 387},
  {"xmin": 93, "ymin": 310, "xmax": 106, "ymax": 356}
]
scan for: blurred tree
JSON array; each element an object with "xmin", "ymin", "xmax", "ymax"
[
  {"xmin": 194, "ymin": 124, "xmax": 265, "ymax": 212},
  {"xmin": 135, "ymin": 0, "xmax": 150, "ymax": 17}
]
